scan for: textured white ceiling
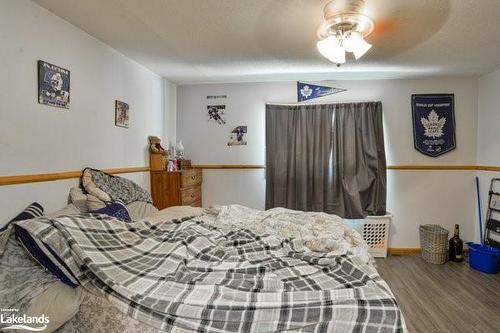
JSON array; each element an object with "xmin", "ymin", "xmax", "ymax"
[{"xmin": 33, "ymin": 0, "xmax": 500, "ymax": 84}]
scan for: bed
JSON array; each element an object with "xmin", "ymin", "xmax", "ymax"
[{"xmin": 0, "ymin": 169, "xmax": 406, "ymax": 333}]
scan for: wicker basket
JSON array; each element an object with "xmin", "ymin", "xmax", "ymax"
[{"xmin": 419, "ymin": 224, "xmax": 449, "ymax": 264}]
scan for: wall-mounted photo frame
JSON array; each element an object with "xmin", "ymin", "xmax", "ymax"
[
  {"xmin": 115, "ymin": 100, "xmax": 129, "ymax": 128},
  {"xmin": 207, "ymin": 104, "xmax": 226, "ymax": 125},
  {"xmin": 207, "ymin": 94, "xmax": 227, "ymax": 125},
  {"xmin": 38, "ymin": 60, "xmax": 70, "ymax": 109},
  {"xmin": 227, "ymin": 126, "xmax": 247, "ymax": 146}
]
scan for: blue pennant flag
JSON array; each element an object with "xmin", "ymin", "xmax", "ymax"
[{"xmin": 297, "ymin": 82, "xmax": 346, "ymax": 102}]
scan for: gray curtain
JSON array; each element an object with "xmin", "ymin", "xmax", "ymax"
[
  {"xmin": 332, "ymin": 102, "xmax": 386, "ymax": 218},
  {"xmin": 265, "ymin": 101, "xmax": 386, "ymax": 218},
  {"xmin": 265, "ymin": 104, "xmax": 334, "ymax": 212}
]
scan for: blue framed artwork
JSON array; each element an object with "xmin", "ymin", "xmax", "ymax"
[
  {"xmin": 411, "ymin": 94, "xmax": 456, "ymax": 157},
  {"xmin": 37, "ymin": 60, "xmax": 70, "ymax": 109}
]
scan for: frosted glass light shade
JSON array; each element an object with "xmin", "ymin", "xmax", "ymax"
[
  {"xmin": 344, "ymin": 31, "xmax": 372, "ymax": 59},
  {"xmin": 317, "ymin": 36, "xmax": 346, "ymax": 64}
]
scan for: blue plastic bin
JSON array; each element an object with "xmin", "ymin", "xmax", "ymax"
[{"xmin": 468, "ymin": 243, "xmax": 500, "ymax": 274}]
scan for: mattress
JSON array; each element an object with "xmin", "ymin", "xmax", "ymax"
[{"xmin": 15, "ymin": 205, "xmax": 405, "ymax": 333}]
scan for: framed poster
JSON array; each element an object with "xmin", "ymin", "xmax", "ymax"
[
  {"xmin": 411, "ymin": 94, "xmax": 456, "ymax": 157},
  {"xmin": 227, "ymin": 126, "xmax": 247, "ymax": 146},
  {"xmin": 38, "ymin": 60, "xmax": 70, "ymax": 109},
  {"xmin": 115, "ymin": 100, "xmax": 129, "ymax": 128},
  {"xmin": 207, "ymin": 95, "xmax": 227, "ymax": 125},
  {"xmin": 207, "ymin": 104, "xmax": 226, "ymax": 125}
]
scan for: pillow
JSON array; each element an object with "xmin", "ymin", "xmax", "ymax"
[
  {"xmin": 90, "ymin": 201, "xmax": 131, "ymax": 222},
  {"xmin": 23, "ymin": 283, "xmax": 84, "ymax": 333},
  {"xmin": 0, "ymin": 202, "xmax": 44, "ymax": 255},
  {"xmin": 69, "ymin": 187, "xmax": 89, "ymax": 212},
  {"xmin": 82, "ymin": 168, "xmax": 152, "ymax": 204},
  {"xmin": 126, "ymin": 201, "xmax": 159, "ymax": 221},
  {"xmin": 147, "ymin": 206, "xmax": 204, "ymax": 224},
  {"xmin": 15, "ymin": 224, "xmax": 79, "ymax": 287},
  {"xmin": 45, "ymin": 204, "xmax": 81, "ymax": 219},
  {"xmin": 86, "ymin": 194, "xmax": 106, "ymax": 211},
  {"xmin": 81, "ymin": 168, "xmax": 111, "ymax": 202}
]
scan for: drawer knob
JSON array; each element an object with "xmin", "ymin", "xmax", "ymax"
[{"xmin": 191, "ymin": 176, "xmax": 196, "ymax": 180}]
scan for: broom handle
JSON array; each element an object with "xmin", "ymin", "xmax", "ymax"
[{"xmin": 475, "ymin": 176, "xmax": 484, "ymax": 245}]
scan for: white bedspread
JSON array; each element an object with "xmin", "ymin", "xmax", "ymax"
[{"xmin": 199, "ymin": 205, "xmax": 372, "ymax": 264}]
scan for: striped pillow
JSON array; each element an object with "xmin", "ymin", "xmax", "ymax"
[
  {"xmin": 15, "ymin": 224, "xmax": 79, "ymax": 287},
  {"xmin": 0, "ymin": 202, "xmax": 44, "ymax": 254}
]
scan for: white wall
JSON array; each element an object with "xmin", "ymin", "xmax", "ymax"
[
  {"xmin": 0, "ymin": 0, "xmax": 486, "ymax": 248},
  {"xmin": 164, "ymin": 79, "xmax": 177, "ymax": 146},
  {"xmin": 0, "ymin": 0, "xmax": 167, "ymax": 223},
  {"xmin": 476, "ymin": 69, "xmax": 500, "ymax": 242},
  {"xmin": 478, "ymin": 69, "xmax": 500, "ymax": 166},
  {"xmin": 177, "ymin": 78, "xmax": 479, "ymax": 247}
]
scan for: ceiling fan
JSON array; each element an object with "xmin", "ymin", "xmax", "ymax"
[{"xmin": 316, "ymin": 0, "xmax": 374, "ymax": 65}]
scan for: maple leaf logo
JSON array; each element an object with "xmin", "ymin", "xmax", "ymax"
[
  {"xmin": 421, "ymin": 110, "xmax": 446, "ymax": 138},
  {"xmin": 300, "ymin": 85, "xmax": 312, "ymax": 98}
]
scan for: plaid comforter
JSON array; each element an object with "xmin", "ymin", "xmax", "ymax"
[{"xmin": 15, "ymin": 211, "xmax": 406, "ymax": 333}]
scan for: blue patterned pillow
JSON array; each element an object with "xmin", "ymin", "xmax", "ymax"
[
  {"xmin": 0, "ymin": 202, "xmax": 44, "ymax": 254},
  {"xmin": 90, "ymin": 201, "xmax": 131, "ymax": 222}
]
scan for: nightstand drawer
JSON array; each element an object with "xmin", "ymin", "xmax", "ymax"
[
  {"xmin": 150, "ymin": 168, "xmax": 203, "ymax": 210},
  {"xmin": 181, "ymin": 169, "xmax": 202, "ymax": 187},
  {"xmin": 181, "ymin": 185, "xmax": 201, "ymax": 205}
]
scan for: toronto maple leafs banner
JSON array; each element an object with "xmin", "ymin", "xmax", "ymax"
[
  {"xmin": 297, "ymin": 82, "xmax": 346, "ymax": 102},
  {"xmin": 412, "ymin": 94, "xmax": 456, "ymax": 157}
]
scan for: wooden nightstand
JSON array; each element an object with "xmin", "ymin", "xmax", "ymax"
[{"xmin": 150, "ymin": 169, "xmax": 202, "ymax": 210}]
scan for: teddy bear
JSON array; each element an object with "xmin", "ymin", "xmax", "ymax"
[{"xmin": 148, "ymin": 136, "xmax": 168, "ymax": 156}]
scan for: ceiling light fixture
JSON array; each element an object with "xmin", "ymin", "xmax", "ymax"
[{"xmin": 317, "ymin": 0, "xmax": 374, "ymax": 64}]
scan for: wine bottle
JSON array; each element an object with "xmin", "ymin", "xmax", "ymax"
[{"xmin": 449, "ymin": 224, "xmax": 464, "ymax": 262}]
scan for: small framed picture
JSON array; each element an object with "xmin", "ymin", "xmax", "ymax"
[
  {"xmin": 207, "ymin": 105, "xmax": 226, "ymax": 125},
  {"xmin": 227, "ymin": 126, "xmax": 247, "ymax": 146},
  {"xmin": 38, "ymin": 60, "xmax": 70, "ymax": 109},
  {"xmin": 115, "ymin": 100, "xmax": 129, "ymax": 128}
]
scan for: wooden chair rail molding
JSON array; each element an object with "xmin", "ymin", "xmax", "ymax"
[
  {"xmin": 388, "ymin": 164, "xmax": 475, "ymax": 171},
  {"xmin": 0, "ymin": 166, "xmax": 149, "ymax": 186},
  {"xmin": 192, "ymin": 164, "xmax": 265, "ymax": 169},
  {"xmin": 193, "ymin": 164, "xmax": 500, "ymax": 171},
  {"xmin": 388, "ymin": 165, "xmax": 500, "ymax": 171},
  {"xmin": 2, "ymin": 164, "xmax": 500, "ymax": 186}
]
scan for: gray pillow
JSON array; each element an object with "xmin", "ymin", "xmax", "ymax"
[
  {"xmin": 126, "ymin": 201, "xmax": 158, "ymax": 221},
  {"xmin": 22, "ymin": 283, "xmax": 84, "ymax": 333},
  {"xmin": 86, "ymin": 195, "xmax": 106, "ymax": 211},
  {"xmin": 69, "ymin": 187, "xmax": 88, "ymax": 213},
  {"xmin": 45, "ymin": 204, "xmax": 81, "ymax": 218}
]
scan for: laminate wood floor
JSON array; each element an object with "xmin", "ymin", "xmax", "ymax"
[{"xmin": 376, "ymin": 255, "xmax": 500, "ymax": 333}]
